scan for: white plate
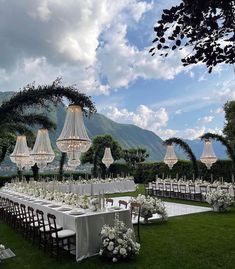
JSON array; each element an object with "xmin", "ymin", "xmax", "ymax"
[{"xmin": 69, "ymin": 211, "xmax": 85, "ymax": 215}]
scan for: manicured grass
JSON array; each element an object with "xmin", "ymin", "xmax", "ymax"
[{"xmin": 1, "ymin": 186, "xmax": 235, "ymax": 269}]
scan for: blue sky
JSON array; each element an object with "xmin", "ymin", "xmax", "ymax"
[{"xmin": 0, "ymin": 0, "xmax": 234, "ymax": 140}]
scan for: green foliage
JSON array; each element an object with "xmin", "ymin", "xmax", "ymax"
[
  {"xmin": 58, "ymin": 152, "xmax": 67, "ymax": 181},
  {"xmin": 122, "ymin": 148, "xmax": 149, "ymax": 168},
  {"xmin": 133, "ymin": 160, "xmax": 234, "ymax": 183},
  {"xmin": 82, "ymin": 134, "xmax": 123, "ymax": 177},
  {"xmin": 150, "ymin": 0, "xmax": 235, "ymax": 72},
  {"xmin": 165, "ymin": 137, "xmax": 198, "ymax": 177},
  {"xmin": 223, "ymin": 100, "xmax": 235, "ymax": 151}
]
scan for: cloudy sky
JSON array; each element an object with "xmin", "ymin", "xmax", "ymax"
[{"xmin": 0, "ymin": 0, "xmax": 234, "ymax": 140}]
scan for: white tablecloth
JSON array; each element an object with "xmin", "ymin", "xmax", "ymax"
[
  {"xmin": 47, "ymin": 180, "xmax": 136, "ymax": 195},
  {"xmin": 0, "ymin": 190, "xmax": 133, "ymax": 261}
]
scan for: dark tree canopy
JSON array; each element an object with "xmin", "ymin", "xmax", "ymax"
[
  {"xmin": 150, "ymin": 0, "xmax": 235, "ymax": 73},
  {"xmin": 82, "ymin": 135, "xmax": 123, "ymax": 177},
  {"xmin": 122, "ymin": 148, "xmax": 149, "ymax": 168},
  {"xmin": 223, "ymin": 100, "xmax": 235, "ymax": 150},
  {"xmin": 164, "ymin": 137, "xmax": 198, "ymax": 177}
]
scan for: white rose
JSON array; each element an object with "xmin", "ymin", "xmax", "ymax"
[
  {"xmin": 117, "ymin": 238, "xmax": 123, "ymax": 244},
  {"xmin": 107, "ymin": 244, "xmax": 114, "ymax": 251},
  {"xmin": 112, "ymin": 257, "xmax": 117, "ymax": 263},
  {"xmin": 119, "ymin": 247, "xmax": 127, "ymax": 256},
  {"xmin": 109, "ymin": 232, "xmax": 115, "ymax": 240}
]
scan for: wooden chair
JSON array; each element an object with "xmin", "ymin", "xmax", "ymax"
[
  {"xmin": 118, "ymin": 200, "xmax": 128, "ymax": 208},
  {"xmin": 106, "ymin": 198, "xmax": 114, "ymax": 206},
  {"xmin": 20, "ymin": 204, "xmax": 30, "ymax": 237},
  {"xmin": 209, "ymin": 185, "xmax": 217, "ymax": 192},
  {"xmin": 144, "ymin": 183, "xmax": 152, "ymax": 196},
  {"xmin": 179, "ymin": 184, "xmax": 190, "ymax": 200},
  {"xmin": 164, "ymin": 183, "xmax": 171, "ymax": 198},
  {"xmin": 172, "ymin": 184, "xmax": 180, "ymax": 198},
  {"xmin": 189, "ymin": 184, "xmax": 201, "ymax": 201},
  {"xmin": 28, "ymin": 206, "xmax": 38, "ymax": 243},
  {"xmin": 47, "ymin": 213, "xmax": 76, "ymax": 259},
  {"xmin": 36, "ymin": 209, "xmax": 53, "ymax": 251},
  {"xmin": 151, "ymin": 181, "xmax": 157, "ymax": 196},
  {"xmin": 199, "ymin": 185, "xmax": 208, "ymax": 201},
  {"xmin": 157, "ymin": 183, "xmax": 164, "ymax": 197},
  {"xmin": 130, "ymin": 202, "xmax": 141, "ymax": 242}
]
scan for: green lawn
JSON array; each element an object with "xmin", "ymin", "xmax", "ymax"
[{"xmin": 1, "ymin": 186, "xmax": 235, "ymax": 269}]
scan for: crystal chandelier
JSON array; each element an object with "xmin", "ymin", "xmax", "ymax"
[
  {"xmin": 102, "ymin": 147, "xmax": 114, "ymax": 168},
  {"xmin": 164, "ymin": 144, "xmax": 178, "ymax": 170},
  {"xmin": 10, "ymin": 136, "xmax": 31, "ymax": 170},
  {"xmin": 67, "ymin": 151, "xmax": 81, "ymax": 167},
  {"xmin": 56, "ymin": 105, "xmax": 91, "ymax": 153},
  {"xmin": 24, "ymin": 150, "xmax": 35, "ymax": 171},
  {"xmin": 200, "ymin": 139, "xmax": 217, "ymax": 169},
  {"xmin": 31, "ymin": 129, "xmax": 55, "ymax": 169}
]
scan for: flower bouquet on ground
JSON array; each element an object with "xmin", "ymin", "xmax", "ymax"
[
  {"xmin": 131, "ymin": 194, "xmax": 168, "ymax": 223},
  {"xmin": 206, "ymin": 190, "xmax": 233, "ymax": 212},
  {"xmin": 99, "ymin": 215, "xmax": 140, "ymax": 262},
  {"xmin": 0, "ymin": 244, "xmax": 5, "ymax": 262}
]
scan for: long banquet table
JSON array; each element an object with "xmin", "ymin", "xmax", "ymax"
[
  {"xmin": 47, "ymin": 180, "xmax": 136, "ymax": 195},
  {"xmin": 0, "ymin": 189, "xmax": 133, "ymax": 262}
]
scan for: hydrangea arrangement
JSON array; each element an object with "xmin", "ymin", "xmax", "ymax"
[
  {"xmin": 131, "ymin": 194, "xmax": 168, "ymax": 222},
  {"xmin": 99, "ymin": 215, "xmax": 140, "ymax": 262},
  {"xmin": 206, "ymin": 190, "xmax": 233, "ymax": 212},
  {"xmin": 0, "ymin": 244, "xmax": 5, "ymax": 261}
]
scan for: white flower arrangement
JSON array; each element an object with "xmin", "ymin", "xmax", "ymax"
[
  {"xmin": 206, "ymin": 190, "xmax": 233, "ymax": 212},
  {"xmin": 0, "ymin": 244, "xmax": 5, "ymax": 260},
  {"xmin": 131, "ymin": 194, "xmax": 168, "ymax": 222},
  {"xmin": 89, "ymin": 197, "xmax": 100, "ymax": 211},
  {"xmin": 99, "ymin": 215, "xmax": 140, "ymax": 262}
]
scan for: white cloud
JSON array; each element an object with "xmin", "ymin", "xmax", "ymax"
[
  {"xmin": 198, "ymin": 116, "xmax": 214, "ymax": 123},
  {"xmin": 102, "ymin": 105, "xmax": 169, "ymax": 133}
]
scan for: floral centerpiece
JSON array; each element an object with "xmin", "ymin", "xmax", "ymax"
[
  {"xmin": 206, "ymin": 190, "xmax": 233, "ymax": 212},
  {"xmin": 89, "ymin": 197, "xmax": 100, "ymax": 211},
  {"xmin": 0, "ymin": 244, "xmax": 5, "ymax": 261},
  {"xmin": 99, "ymin": 215, "xmax": 140, "ymax": 262},
  {"xmin": 131, "ymin": 194, "xmax": 168, "ymax": 223}
]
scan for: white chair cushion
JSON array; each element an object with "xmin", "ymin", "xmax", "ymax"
[{"xmin": 52, "ymin": 229, "xmax": 75, "ymax": 238}]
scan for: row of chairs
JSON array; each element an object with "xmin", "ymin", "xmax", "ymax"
[
  {"xmin": 0, "ymin": 196, "xmax": 76, "ymax": 259},
  {"xmin": 145, "ymin": 182, "xmax": 235, "ymax": 201}
]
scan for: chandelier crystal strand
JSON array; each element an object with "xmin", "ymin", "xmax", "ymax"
[
  {"xmin": 10, "ymin": 136, "xmax": 31, "ymax": 170},
  {"xmin": 67, "ymin": 151, "xmax": 81, "ymax": 167},
  {"xmin": 102, "ymin": 147, "xmax": 114, "ymax": 168},
  {"xmin": 56, "ymin": 105, "xmax": 91, "ymax": 153},
  {"xmin": 24, "ymin": 149, "xmax": 35, "ymax": 171},
  {"xmin": 163, "ymin": 144, "xmax": 178, "ymax": 170},
  {"xmin": 31, "ymin": 129, "xmax": 55, "ymax": 169},
  {"xmin": 200, "ymin": 139, "xmax": 217, "ymax": 169}
]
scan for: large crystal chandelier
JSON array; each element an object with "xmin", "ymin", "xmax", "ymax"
[
  {"xmin": 164, "ymin": 144, "xmax": 178, "ymax": 170},
  {"xmin": 67, "ymin": 151, "xmax": 81, "ymax": 167},
  {"xmin": 31, "ymin": 129, "xmax": 55, "ymax": 169},
  {"xmin": 10, "ymin": 136, "xmax": 31, "ymax": 170},
  {"xmin": 200, "ymin": 139, "xmax": 217, "ymax": 169},
  {"xmin": 102, "ymin": 147, "xmax": 114, "ymax": 168},
  {"xmin": 56, "ymin": 105, "xmax": 91, "ymax": 153}
]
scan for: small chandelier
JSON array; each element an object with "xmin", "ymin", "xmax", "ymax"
[
  {"xmin": 31, "ymin": 129, "xmax": 55, "ymax": 169},
  {"xmin": 67, "ymin": 151, "xmax": 81, "ymax": 167},
  {"xmin": 10, "ymin": 136, "xmax": 31, "ymax": 170},
  {"xmin": 102, "ymin": 147, "xmax": 114, "ymax": 168},
  {"xmin": 164, "ymin": 144, "xmax": 178, "ymax": 170},
  {"xmin": 200, "ymin": 139, "xmax": 217, "ymax": 169},
  {"xmin": 56, "ymin": 105, "xmax": 91, "ymax": 153}
]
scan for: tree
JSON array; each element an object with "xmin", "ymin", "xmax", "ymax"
[
  {"xmin": 0, "ymin": 78, "xmax": 96, "ymax": 177},
  {"xmin": 122, "ymin": 148, "xmax": 149, "ymax": 168},
  {"xmin": 58, "ymin": 153, "xmax": 67, "ymax": 181},
  {"xmin": 150, "ymin": 0, "xmax": 235, "ymax": 73},
  {"xmin": 82, "ymin": 135, "xmax": 122, "ymax": 177},
  {"xmin": 164, "ymin": 137, "xmax": 198, "ymax": 178},
  {"xmin": 223, "ymin": 100, "xmax": 235, "ymax": 150}
]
